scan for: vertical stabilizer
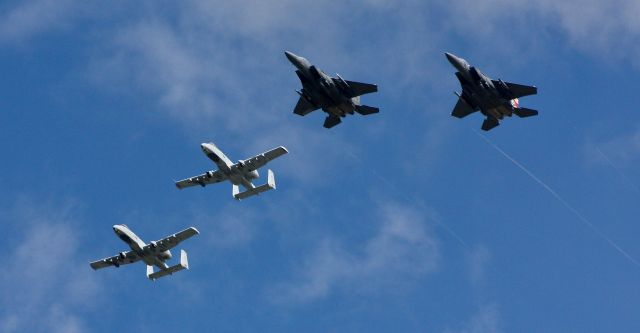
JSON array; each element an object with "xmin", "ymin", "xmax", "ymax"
[
  {"xmin": 180, "ymin": 249, "xmax": 189, "ymax": 269},
  {"xmin": 232, "ymin": 184, "xmax": 240, "ymax": 199},
  {"xmin": 267, "ymin": 169, "xmax": 276, "ymax": 189}
]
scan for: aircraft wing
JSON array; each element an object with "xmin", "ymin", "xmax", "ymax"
[
  {"xmin": 503, "ymin": 81, "xmax": 537, "ymax": 98},
  {"xmin": 451, "ymin": 97, "xmax": 478, "ymax": 118},
  {"xmin": 343, "ymin": 80, "xmax": 378, "ymax": 98},
  {"xmin": 175, "ymin": 169, "xmax": 227, "ymax": 189},
  {"xmin": 241, "ymin": 146, "xmax": 289, "ymax": 172},
  {"xmin": 90, "ymin": 250, "xmax": 141, "ymax": 270},
  {"xmin": 294, "ymin": 95, "xmax": 318, "ymax": 116},
  {"xmin": 150, "ymin": 227, "xmax": 200, "ymax": 252}
]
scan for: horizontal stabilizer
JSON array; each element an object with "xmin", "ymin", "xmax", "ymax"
[
  {"xmin": 481, "ymin": 117, "xmax": 500, "ymax": 131},
  {"xmin": 234, "ymin": 170, "xmax": 276, "ymax": 200},
  {"xmin": 147, "ymin": 250, "xmax": 189, "ymax": 281},
  {"xmin": 513, "ymin": 107, "xmax": 538, "ymax": 118},
  {"xmin": 354, "ymin": 105, "xmax": 379, "ymax": 115},
  {"xmin": 323, "ymin": 115, "xmax": 342, "ymax": 128}
]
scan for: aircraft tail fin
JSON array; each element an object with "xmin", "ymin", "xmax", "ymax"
[
  {"xmin": 354, "ymin": 105, "xmax": 379, "ymax": 115},
  {"xmin": 513, "ymin": 107, "xmax": 538, "ymax": 118},
  {"xmin": 323, "ymin": 115, "xmax": 342, "ymax": 128},
  {"xmin": 233, "ymin": 169, "xmax": 276, "ymax": 200},
  {"xmin": 481, "ymin": 117, "xmax": 500, "ymax": 131},
  {"xmin": 147, "ymin": 250, "xmax": 189, "ymax": 281}
]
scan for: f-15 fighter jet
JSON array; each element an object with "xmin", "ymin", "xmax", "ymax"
[
  {"xmin": 445, "ymin": 52, "xmax": 538, "ymax": 131},
  {"xmin": 285, "ymin": 51, "xmax": 379, "ymax": 128},
  {"xmin": 90, "ymin": 225, "xmax": 199, "ymax": 281},
  {"xmin": 175, "ymin": 142, "xmax": 288, "ymax": 200}
]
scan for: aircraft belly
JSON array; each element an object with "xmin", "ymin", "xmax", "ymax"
[
  {"xmin": 323, "ymin": 106, "xmax": 343, "ymax": 117},
  {"xmin": 142, "ymin": 256, "xmax": 155, "ymax": 266}
]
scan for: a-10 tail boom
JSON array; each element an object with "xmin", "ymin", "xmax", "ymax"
[{"xmin": 147, "ymin": 249, "xmax": 190, "ymax": 281}]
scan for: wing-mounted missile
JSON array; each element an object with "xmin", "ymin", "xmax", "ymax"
[{"xmin": 334, "ymin": 73, "xmax": 350, "ymax": 91}]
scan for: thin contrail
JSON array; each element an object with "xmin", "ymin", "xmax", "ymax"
[
  {"xmin": 343, "ymin": 149, "xmax": 469, "ymax": 248},
  {"xmin": 567, "ymin": 122, "xmax": 640, "ymax": 195},
  {"xmin": 475, "ymin": 130, "xmax": 640, "ymax": 268}
]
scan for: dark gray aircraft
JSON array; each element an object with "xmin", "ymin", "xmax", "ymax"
[
  {"xmin": 445, "ymin": 52, "xmax": 538, "ymax": 131},
  {"xmin": 285, "ymin": 51, "xmax": 378, "ymax": 128}
]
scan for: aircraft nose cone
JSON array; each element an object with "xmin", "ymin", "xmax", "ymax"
[
  {"xmin": 284, "ymin": 51, "xmax": 298, "ymax": 63},
  {"xmin": 445, "ymin": 52, "xmax": 467, "ymax": 71},
  {"xmin": 445, "ymin": 52, "xmax": 459, "ymax": 64}
]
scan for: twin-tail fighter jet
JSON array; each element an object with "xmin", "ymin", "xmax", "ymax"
[
  {"xmin": 285, "ymin": 51, "xmax": 379, "ymax": 128},
  {"xmin": 446, "ymin": 52, "xmax": 538, "ymax": 131},
  {"xmin": 90, "ymin": 225, "xmax": 199, "ymax": 280},
  {"xmin": 175, "ymin": 142, "xmax": 288, "ymax": 200}
]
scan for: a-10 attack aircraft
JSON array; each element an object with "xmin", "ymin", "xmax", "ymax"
[
  {"xmin": 175, "ymin": 142, "xmax": 288, "ymax": 200},
  {"xmin": 285, "ymin": 51, "xmax": 379, "ymax": 128},
  {"xmin": 445, "ymin": 52, "xmax": 538, "ymax": 131},
  {"xmin": 90, "ymin": 225, "xmax": 199, "ymax": 281}
]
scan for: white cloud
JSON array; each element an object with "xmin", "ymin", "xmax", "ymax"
[
  {"xmin": 444, "ymin": 303, "xmax": 502, "ymax": 333},
  {"xmin": 584, "ymin": 127, "xmax": 640, "ymax": 168},
  {"xmin": 0, "ymin": 0, "xmax": 83, "ymax": 43},
  {"xmin": 468, "ymin": 244, "xmax": 491, "ymax": 288},
  {"xmin": 191, "ymin": 204, "xmax": 258, "ymax": 250},
  {"xmin": 443, "ymin": 0, "xmax": 640, "ymax": 64},
  {"xmin": 273, "ymin": 202, "xmax": 440, "ymax": 303},
  {"xmin": 0, "ymin": 198, "xmax": 98, "ymax": 333}
]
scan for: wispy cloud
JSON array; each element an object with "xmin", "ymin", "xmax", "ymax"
[
  {"xmin": 584, "ymin": 127, "xmax": 640, "ymax": 168},
  {"xmin": 272, "ymin": 201, "xmax": 440, "ymax": 303},
  {"xmin": 0, "ymin": 0, "xmax": 83, "ymax": 43},
  {"xmin": 444, "ymin": 303, "xmax": 502, "ymax": 333},
  {"xmin": 442, "ymin": 0, "xmax": 640, "ymax": 65},
  {"xmin": 0, "ymin": 198, "xmax": 98, "ymax": 333}
]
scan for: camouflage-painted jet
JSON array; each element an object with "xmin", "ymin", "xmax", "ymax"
[
  {"xmin": 285, "ymin": 51, "xmax": 378, "ymax": 128},
  {"xmin": 446, "ymin": 52, "xmax": 538, "ymax": 131}
]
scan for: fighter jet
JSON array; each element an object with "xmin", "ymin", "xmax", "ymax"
[
  {"xmin": 445, "ymin": 52, "xmax": 538, "ymax": 131},
  {"xmin": 285, "ymin": 51, "xmax": 379, "ymax": 128},
  {"xmin": 90, "ymin": 225, "xmax": 199, "ymax": 281},
  {"xmin": 175, "ymin": 142, "xmax": 288, "ymax": 200}
]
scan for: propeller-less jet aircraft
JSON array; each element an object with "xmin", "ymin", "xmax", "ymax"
[
  {"xmin": 90, "ymin": 225, "xmax": 199, "ymax": 281},
  {"xmin": 175, "ymin": 142, "xmax": 288, "ymax": 200},
  {"xmin": 285, "ymin": 51, "xmax": 379, "ymax": 128},
  {"xmin": 445, "ymin": 52, "xmax": 538, "ymax": 131}
]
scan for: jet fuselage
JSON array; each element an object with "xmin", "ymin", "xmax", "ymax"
[
  {"xmin": 200, "ymin": 143, "xmax": 258, "ymax": 190},
  {"xmin": 285, "ymin": 51, "xmax": 356, "ymax": 118},
  {"xmin": 446, "ymin": 53, "xmax": 516, "ymax": 120},
  {"xmin": 113, "ymin": 224, "xmax": 171, "ymax": 269}
]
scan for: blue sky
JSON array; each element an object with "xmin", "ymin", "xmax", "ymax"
[{"xmin": 1, "ymin": 1, "xmax": 640, "ymax": 332}]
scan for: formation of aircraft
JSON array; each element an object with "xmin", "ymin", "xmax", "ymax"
[
  {"xmin": 90, "ymin": 51, "xmax": 539, "ymax": 280},
  {"xmin": 285, "ymin": 51, "xmax": 379, "ymax": 128},
  {"xmin": 174, "ymin": 142, "xmax": 289, "ymax": 200},
  {"xmin": 446, "ymin": 52, "xmax": 538, "ymax": 131},
  {"xmin": 90, "ymin": 225, "xmax": 199, "ymax": 280}
]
